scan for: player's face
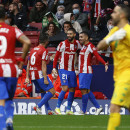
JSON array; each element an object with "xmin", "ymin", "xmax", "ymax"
[
  {"xmin": 111, "ymin": 6, "xmax": 121, "ymax": 26},
  {"xmin": 79, "ymin": 34, "xmax": 88, "ymax": 45},
  {"xmin": 67, "ymin": 31, "xmax": 76, "ymax": 42}
]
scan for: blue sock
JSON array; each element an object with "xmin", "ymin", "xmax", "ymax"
[
  {"xmin": 41, "ymin": 93, "xmax": 51, "ymax": 111},
  {"xmin": 67, "ymin": 92, "xmax": 75, "ymax": 110},
  {"xmin": 88, "ymin": 91, "xmax": 100, "ymax": 108},
  {"xmin": 0, "ymin": 106, "xmax": 6, "ymax": 129},
  {"xmin": 5, "ymin": 100, "xmax": 14, "ymax": 120},
  {"xmin": 57, "ymin": 90, "xmax": 66, "ymax": 108},
  {"xmin": 38, "ymin": 92, "xmax": 53, "ymax": 108},
  {"xmin": 82, "ymin": 94, "xmax": 88, "ymax": 113}
]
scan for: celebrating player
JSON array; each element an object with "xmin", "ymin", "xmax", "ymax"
[
  {"xmin": 53, "ymin": 28, "xmax": 82, "ymax": 115},
  {"xmin": 26, "ymin": 33, "xmax": 55, "ymax": 115},
  {"xmin": 97, "ymin": 4, "xmax": 130, "ymax": 130},
  {"xmin": 78, "ymin": 31, "xmax": 108, "ymax": 115},
  {"xmin": 0, "ymin": 7, "xmax": 31, "ymax": 130}
]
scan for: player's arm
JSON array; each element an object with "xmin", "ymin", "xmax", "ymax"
[
  {"xmin": 97, "ymin": 28, "xmax": 126, "ymax": 51},
  {"xmin": 42, "ymin": 60, "xmax": 49, "ymax": 84},
  {"xmin": 52, "ymin": 42, "xmax": 62, "ymax": 74},
  {"xmin": 92, "ymin": 46, "xmax": 108, "ymax": 72},
  {"xmin": 25, "ymin": 59, "xmax": 30, "ymax": 84}
]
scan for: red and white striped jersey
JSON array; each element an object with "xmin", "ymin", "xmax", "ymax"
[
  {"xmin": 0, "ymin": 22, "xmax": 23, "ymax": 77},
  {"xmin": 94, "ymin": 0, "xmax": 101, "ymax": 17},
  {"xmin": 79, "ymin": 42, "xmax": 106, "ymax": 73},
  {"xmin": 53, "ymin": 39, "xmax": 82, "ymax": 71},
  {"xmin": 29, "ymin": 44, "xmax": 48, "ymax": 80}
]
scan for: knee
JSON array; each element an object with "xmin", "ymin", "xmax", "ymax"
[
  {"xmin": 62, "ymin": 86, "xmax": 68, "ymax": 92},
  {"xmin": 81, "ymin": 89, "xmax": 89, "ymax": 95},
  {"xmin": 69, "ymin": 87, "xmax": 75, "ymax": 92},
  {"xmin": 0, "ymin": 100, "xmax": 5, "ymax": 106},
  {"xmin": 110, "ymin": 104, "xmax": 121, "ymax": 113},
  {"xmin": 49, "ymin": 88, "xmax": 56, "ymax": 95}
]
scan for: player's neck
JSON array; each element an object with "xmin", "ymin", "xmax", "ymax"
[
  {"xmin": 84, "ymin": 41, "xmax": 89, "ymax": 45},
  {"xmin": 40, "ymin": 44, "xmax": 46, "ymax": 48},
  {"xmin": 117, "ymin": 19, "xmax": 128, "ymax": 29}
]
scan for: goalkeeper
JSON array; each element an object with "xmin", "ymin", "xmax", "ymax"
[{"xmin": 97, "ymin": 4, "xmax": 130, "ymax": 130}]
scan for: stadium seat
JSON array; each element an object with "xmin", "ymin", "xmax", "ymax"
[
  {"xmin": 46, "ymin": 47, "xmax": 56, "ymax": 52},
  {"xmin": 28, "ymin": 23, "xmax": 42, "ymax": 30}
]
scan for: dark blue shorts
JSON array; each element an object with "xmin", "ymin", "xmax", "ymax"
[
  {"xmin": 79, "ymin": 73, "xmax": 93, "ymax": 89},
  {"xmin": 58, "ymin": 69, "xmax": 77, "ymax": 88},
  {"xmin": 0, "ymin": 77, "xmax": 17, "ymax": 99},
  {"xmin": 32, "ymin": 76, "xmax": 54, "ymax": 92}
]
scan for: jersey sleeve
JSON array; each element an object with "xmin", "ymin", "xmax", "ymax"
[
  {"xmin": 76, "ymin": 40, "xmax": 82, "ymax": 49},
  {"xmin": 42, "ymin": 50, "xmax": 48, "ymax": 62},
  {"xmin": 90, "ymin": 44, "xmax": 106, "ymax": 65},
  {"xmin": 15, "ymin": 27, "xmax": 24, "ymax": 40},
  {"xmin": 57, "ymin": 42, "xmax": 65, "ymax": 52}
]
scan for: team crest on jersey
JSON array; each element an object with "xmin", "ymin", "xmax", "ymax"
[{"xmin": 63, "ymin": 80, "xmax": 66, "ymax": 83}]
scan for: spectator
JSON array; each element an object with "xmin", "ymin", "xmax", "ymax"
[
  {"xmin": 72, "ymin": 3, "xmax": 89, "ymax": 31},
  {"xmin": 62, "ymin": 13, "xmax": 82, "ymax": 33},
  {"xmin": 29, "ymin": 0, "xmax": 48, "ymax": 23},
  {"xmin": 42, "ymin": 12, "xmax": 60, "ymax": 28},
  {"xmin": 49, "ymin": 0, "xmax": 73, "ymax": 14},
  {"xmin": 42, "ymin": 22, "xmax": 60, "ymax": 37},
  {"xmin": 55, "ymin": 5, "xmax": 65, "ymax": 21},
  {"xmin": 8, "ymin": 2, "xmax": 27, "ymax": 31},
  {"xmin": 14, "ymin": 69, "xmax": 32, "ymax": 97}
]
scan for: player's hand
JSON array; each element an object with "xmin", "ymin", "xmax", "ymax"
[
  {"xmin": 105, "ymin": 62, "xmax": 108, "ymax": 72},
  {"xmin": 52, "ymin": 68, "xmax": 58, "ymax": 75},
  {"xmin": 25, "ymin": 77, "xmax": 30, "ymax": 84},
  {"xmin": 106, "ymin": 29, "xmax": 126, "ymax": 44},
  {"xmin": 44, "ymin": 78, "xmax": 49, "ymax": 85}
]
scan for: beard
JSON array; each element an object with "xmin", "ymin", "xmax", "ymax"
[
  {"xmin": 112, "ymin": 18, "xmax": 120, "ymax": 26},
  {"xmin": 67, "ymin": 37, "xmax": 74, "ymax": 42}
]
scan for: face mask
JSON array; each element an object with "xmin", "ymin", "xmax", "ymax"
[
  {"xmin": 71, "ymin": 20, "xmax": 75, "ymax": 24},
  {"xmin": 56, "ymin": 11, "xmax": 64, "ymax": 20},
  {"xmin": 75, "ymin": 70, "xmax": 79, "ymax": 76},
  {"xmin": 59, "ymin": 0, "xmax": 64, "ymax": 4},
  {"xmin": 107, "ymin": 25, "xmax": 114, "ymax": 31},
  {"xmin": 73, "ymin": 9, "xmax": 79, "ymax": 14}
]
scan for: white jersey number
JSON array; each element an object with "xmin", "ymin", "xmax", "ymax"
[
  {"xmin": 0, "ymin": 36, "xmax": 7, "ymax": 56},
  {"xmin": 31, "ymin": 52, "xmax": 36, "ymax": 65}
]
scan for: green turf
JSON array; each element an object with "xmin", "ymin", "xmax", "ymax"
[{"xmin": 13, "ymin": 115, "xmax": 130, "ymax": 130}]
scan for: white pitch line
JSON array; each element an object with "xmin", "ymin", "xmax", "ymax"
[{"xmin": 14, "ymin": 126, "xmax": 130, "ymax": 129}]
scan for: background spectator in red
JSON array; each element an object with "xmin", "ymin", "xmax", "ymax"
[{"xmin": 14, "ymin": 69, "xmax": 32, "ymax": 97}]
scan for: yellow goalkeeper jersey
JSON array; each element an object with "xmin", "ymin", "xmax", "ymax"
[{"xmin": 104, "ymin": 24, "xmax": 130, "ymax": 81}]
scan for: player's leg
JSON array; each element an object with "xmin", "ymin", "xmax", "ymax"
[
  {"xmin": 66, "ymin": 71, "xmax": 77, "ymax": 115},
  {"xmin": 0, "ymin": 77, "xmax": 9, "ymax": 130},
  {"xmin": 35, "ymin": 77, "xmax": 55, "ymax": 112},
  {"xmin": 55, "ymin": 69, "xmax": 69, "ymax": 114},
  {"xmin": 5, "ymin": 77, "xmax": 17, "ymax": 130},
  {"xmin": 107, "ymin": 104, "xmax": 121, "ymax": 130},
  {"xmin": 88, "ymin": 91, "xmax": 103, "ymax": 115},
  {"xmin": 80, "ymin": 89, "xmax": 89, "ymax": 114}
]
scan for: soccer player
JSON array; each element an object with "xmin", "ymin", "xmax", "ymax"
[
  {"xmin": 97, "ymin": 4, "xmax": 130, "ymax": 130},
  {"xmin": 52, "ymin": 28, "xmax": 82, "ymax": 115},
  {"xmin": 0, "ymin": 7, "xmax": 31, "ymax": 130},
  {"xmin": 26, "ymin": 33, "xmax": 55, "ymax": 115},
  {"xmin": 78, "ymin": 31, "xmax": 108, "ymax": 115}
]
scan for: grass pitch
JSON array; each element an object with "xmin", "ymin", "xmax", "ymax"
[{"xmin": 14, "ymin": 115, "xmax": 130, "ymax": 130}]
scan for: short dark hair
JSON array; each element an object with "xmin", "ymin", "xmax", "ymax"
[
  {"xmin": 39, "ymin": 33, "xmax": 49, "ymax": 44},
  {"xmin": 80, "ymin": 31, "xmax": 90, "ymax": 39},
  {"xmin": 117, "ymin": 4, "xmax": 130, "ymax": 19},
  {"xmin": 67, "ymin": 28, "xmax": 76, "ymax": 34},
  {"xmin": 63, "ymin": 21, "xmax": 73, "ymax": 28},
  {"xmin": 0, "ymin": 7, "xmax": 5, "ymax": 19}
]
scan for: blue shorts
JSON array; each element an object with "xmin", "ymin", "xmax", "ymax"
[
  {"xmin": 0, "ymin": 77, "xmax": 18, "ymax": 100},
  {"xmin": 79, "ymin": 73, "xmax": 93, "ymax": 90},
  {"xmin": 32, "ymin": 76, "xmax": 54, "ymax": 92},
  {"xmin": 58, "ymin": 69, "xmax": 77, "ymax": 88}
]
